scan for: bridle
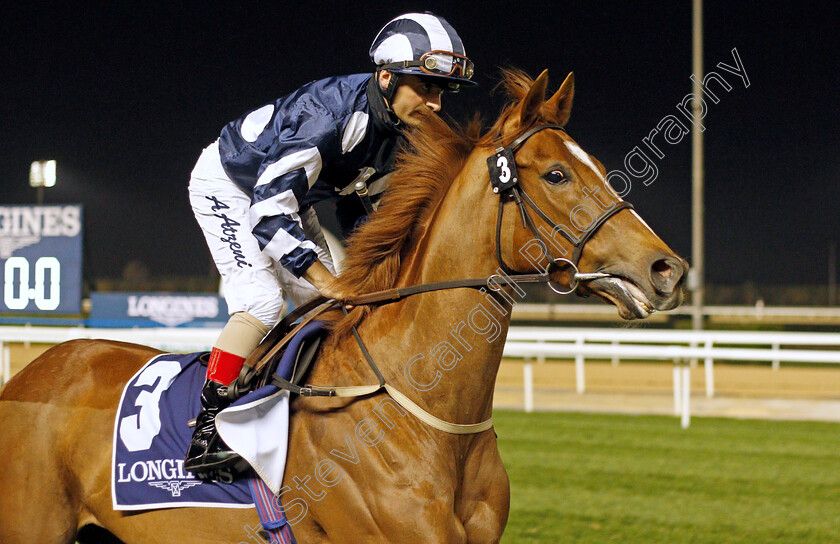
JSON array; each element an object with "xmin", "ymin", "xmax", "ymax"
[
  {"xmin": 488, "ymin": 124, "xmax": 633, "ymax": 294},
  {"xmin": 238, "ymin": 124, "xmax": 634, "ymax": 434}
]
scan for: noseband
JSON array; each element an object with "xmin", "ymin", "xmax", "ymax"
[{"xmin": 487, "ymin": 124, "xmax": 633, "ymax": 293}]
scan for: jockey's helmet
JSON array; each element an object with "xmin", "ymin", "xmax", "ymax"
[{"xmin": 370, "ymin": 12, "xmax": 476, "ymax": 97}]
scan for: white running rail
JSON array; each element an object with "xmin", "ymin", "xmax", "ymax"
[{"xmin": 3, "ymin": 325, "xmax": 840, "ymax": 428}]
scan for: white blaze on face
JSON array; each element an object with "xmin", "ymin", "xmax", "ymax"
[
  {"xmin": 563, "ymin": 139, "xmax": 607, "ymax": 186},
  {"xmin": 563, "ymin": 139, "xmax": 661, "ymax": 239}
]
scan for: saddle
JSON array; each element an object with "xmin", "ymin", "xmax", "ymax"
[
  {"xmin": 190, "ymin": 298, "xmax": 334, "ymax": 481},
  {"xmin": 229, "ymin": 318, "xmax": 328, "ymax": 403},
  {"xmin": 204, "ymin": 271, "xmax": 529, "ymax": 482}
]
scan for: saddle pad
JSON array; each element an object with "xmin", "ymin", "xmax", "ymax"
[
  {"xmin": 217, "ymin": 320, "xmax": 328, "ymax": 494},
  {"xmin": 111, "ymin": 352, "xmax": 254, "ymax": 510}
]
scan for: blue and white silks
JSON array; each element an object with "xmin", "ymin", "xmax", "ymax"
[{"xmin": 218, "ymin": 74, "xmax": 396, "ymax": 278}]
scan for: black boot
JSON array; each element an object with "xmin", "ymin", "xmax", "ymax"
[{"xmin": 184, "ymin": 379, "xmax": 239, "ymax": 477}]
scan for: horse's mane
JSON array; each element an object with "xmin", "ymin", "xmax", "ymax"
[{"xmin": 327, "ymin": 68, "xmax": 551, "ymax": 336}]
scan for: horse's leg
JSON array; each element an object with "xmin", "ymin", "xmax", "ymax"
[
  {"xmin": 458, "ymin": 432, "xmax": 511, "ymax": 544},
  {"xmin": 290, "ymin": 478, "xmax": 469, "ymax": 544}
]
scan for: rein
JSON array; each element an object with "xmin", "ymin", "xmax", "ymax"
[{"xmin": 242, "ymin": 124, "xmax": 633, "ymax": 434}]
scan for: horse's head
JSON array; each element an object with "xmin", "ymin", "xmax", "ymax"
[{"xmin": 490, "ymin": 69, "xmax": 687, "ymax": 319}]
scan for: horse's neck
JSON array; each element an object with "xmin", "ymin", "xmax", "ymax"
[
  {"xmin": 312, "ymin": 166, "xmax": 512, "ymax": 426},
  {"xmin": 372, "ymin": 167, "xmax": 511, "ymax": 425},
  {"xmin": 401, "ymin": 160, "xmax": 501, "ymax": 284}
]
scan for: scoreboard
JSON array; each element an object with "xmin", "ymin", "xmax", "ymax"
[{"xmin": 0, "ymin": 205, "xmax": 83, "ymax": 314}]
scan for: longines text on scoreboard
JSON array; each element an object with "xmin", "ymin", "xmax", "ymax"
[{"xmin": 0, "ymin": 205, "xmax": 83, "ymax": 314}]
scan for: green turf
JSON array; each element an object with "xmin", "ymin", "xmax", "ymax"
[{"xmin": 494, "ymin": 410, "xmax": 840, "ymax": 544}]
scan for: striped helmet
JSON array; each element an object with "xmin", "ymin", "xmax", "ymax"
[{"xmin": 370, "ymin": 12, "xmax": 476, "ymax": 93}]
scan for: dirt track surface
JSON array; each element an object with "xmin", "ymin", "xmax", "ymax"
[{"xmin": 494, "ymin": 359, "xmax": 840, "ymax": 422}]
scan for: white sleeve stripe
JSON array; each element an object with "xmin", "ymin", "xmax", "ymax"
[
  {"xmin": 249, "ymin": 189, "xmax": 301, "ymax": 228},
  {"xmin": 255, "ymin": 147, "xmax": 323, "ymax": 188},
  {"xmin": 262, "ymin": 226, "xmax": 318, "ymax": 261},
  {"xmin": 341, "ymin": 112, "xmax": 369, "ymax": 154}
]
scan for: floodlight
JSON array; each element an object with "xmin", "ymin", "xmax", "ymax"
[{"xmin": 29, "ymin": 160, "xmax": 57, "ymax": 188}]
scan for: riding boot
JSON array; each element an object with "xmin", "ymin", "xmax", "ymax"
[
  {"xmin": 184, "ymin": 378, "xmax": 239, "ymax": 476},
  {"xmin": 184, "ymin": 347, "xmax": 247, "ymax": 476}
]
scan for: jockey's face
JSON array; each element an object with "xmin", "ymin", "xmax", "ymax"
[{"xmin": 379, "ymin": 71, "xmax": 443, "ymax": 127}]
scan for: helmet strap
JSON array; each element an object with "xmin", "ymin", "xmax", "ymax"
[
  {"xmin": 368, "ymin": 71, "xmax": 403, "ymax": 134},
  {"xmin": 378, "ymin": 69, "xmax": 401, "ymax": 102}
]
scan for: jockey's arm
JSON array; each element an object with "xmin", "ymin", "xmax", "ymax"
[{"xmin": 302, "ymin": 259, "xmax": 344, "ymax": 300}]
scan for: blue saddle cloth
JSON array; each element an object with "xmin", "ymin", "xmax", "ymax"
[
  {"xmin": 112, "ymin": 321, "xmax": 325, "ymax": 543},
  {"xmin": 112, "ymin": 351, "xmax": 254, "ymax": 509},
  {"xmin": 112, "ymin": 321, "xmax": 324, "ymax": 505}
]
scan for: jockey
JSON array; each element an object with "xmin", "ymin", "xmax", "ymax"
[{"xmin": 185, "ymin": 12, "xmax": 476, "ymax": 477}]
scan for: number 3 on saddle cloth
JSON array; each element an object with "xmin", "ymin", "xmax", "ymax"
[{"xmin": 112, "ymin": 320, "xmax": 326, "ymax": 543}]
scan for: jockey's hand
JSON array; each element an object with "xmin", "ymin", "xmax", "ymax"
[{"xmin": 303, "ymin": 260, "xmax": 351, "ymax": 306}]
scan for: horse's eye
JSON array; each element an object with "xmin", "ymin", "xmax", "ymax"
[{"xmin": 544, "ymin": 169, "xmax": 567, "ymax": 185}]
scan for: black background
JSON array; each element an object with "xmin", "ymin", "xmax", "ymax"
[{"xmin": 2, "ymin": 1, "xmax": 837, "ymax": 285}]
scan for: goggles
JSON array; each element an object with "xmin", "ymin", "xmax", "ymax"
[{"xmin": 380, "ymin": 50, "xmax": 475, "ymax": 81}]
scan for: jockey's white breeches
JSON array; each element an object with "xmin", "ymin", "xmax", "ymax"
[{"xmin": 188, "ymin": 140, "xmax": 334, "ymax": 328}]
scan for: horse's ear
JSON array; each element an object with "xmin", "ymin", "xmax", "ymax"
[
  {"xmin": 543, "ymin": 72, "xmax": 575, "ymax": 126},
  {"xmin": 518, "ymin": 69, "xmax": 550, "ymax": 127}
]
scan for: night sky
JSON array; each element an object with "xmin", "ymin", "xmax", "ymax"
[{"xmin": 2, "ymin": 1, "xmax": 838, "ymax": 285}]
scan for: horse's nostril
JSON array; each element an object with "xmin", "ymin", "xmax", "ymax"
[{"xmin": 652, "ymin": 259, "xmax": 672, "ymax": 280}]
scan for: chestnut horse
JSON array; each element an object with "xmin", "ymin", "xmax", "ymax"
[{"xmin": 0, "ymin": 69, "xmax": 685, "ymax": 543}]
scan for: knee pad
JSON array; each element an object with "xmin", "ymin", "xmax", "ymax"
[{"xmin": 214, "ymin": 311, "xmax": 271, "ymax": 358}]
